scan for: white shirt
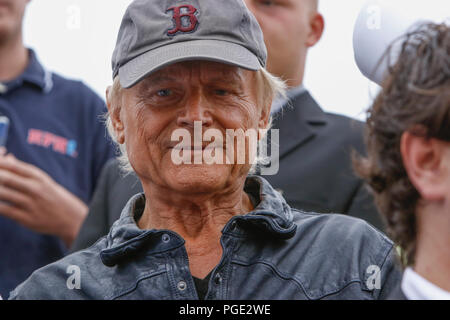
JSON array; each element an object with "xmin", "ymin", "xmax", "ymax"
[
  {"xmin": 402, "ymin": 267, "xmax": 450, "ymax": 300},
  {"xmin": 270, "ymin": 85, "xmax": 306, "ymax": 115}
]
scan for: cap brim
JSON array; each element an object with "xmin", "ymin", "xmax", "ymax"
[{"xmin": 118, "ymin": 39, "xmax": 262, "ymax": 88}]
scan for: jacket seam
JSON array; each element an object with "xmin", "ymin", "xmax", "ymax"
[
  {"xmin": 374, "ymin": 244, "xmax": 396, "ymax": 299},
  {"xmin": 232, "ymin": 259, "xmax": 368, "ymax": 300},
  {"xmin": 231, "ymin": 259, "xmax": 312, "ymax": 299},
  {"xmin": 222, "ymin": 239, "xmax": 237, "ymax": 300},
  {"xmin": 109, "ymin": 269, "xmax": 167, "ymax": 300},
  {"xmin": 314, "ymin": 280, "xmax": 367, "ymax": 300},
  {"xmin": 165, "ymin": 252, "xmax": 181, "ymax": 300},
  {"xmin": 180, "ymin": 247, "xmax": 198, "ymax": 299}
]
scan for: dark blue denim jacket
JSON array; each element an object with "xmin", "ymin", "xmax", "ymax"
[{"xmin": 9, "ymin": 176, "xmax": 401, "ymax": 300}]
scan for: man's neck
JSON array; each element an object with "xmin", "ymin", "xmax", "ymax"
[
  {"xmin": 138, "ymin": 179, "xmax": 253, "ymax": 236},
  {"xmin": 414, "ymin": 204, "xmax": 450, "ymax": 291},
  {"xmin": 137, "ymin": 179, "xmax": 254, "ymax": 279},
  {"xmin": 0, "ymin": 35, "xmax": 28, "ymax": 82}
]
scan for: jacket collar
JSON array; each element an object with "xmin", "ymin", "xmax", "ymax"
[
  {"xmin": 100, "ymin": 175, "xmax": 296, "ymax": 267},
  {"xmin": 272, "ymin": 90, "xmax": 327, "ymax": 158},
  {"xmin": 232, "ymin": 175, "xmax": 297, "ymax": 238}
]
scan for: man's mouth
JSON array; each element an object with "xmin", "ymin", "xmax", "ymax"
[{"xmin": 170, "ymin": 143, "xmax": 223, "ymax": 151}]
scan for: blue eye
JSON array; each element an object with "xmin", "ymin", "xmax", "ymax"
[
  {"xmin": 215, "ymin": 89, "xmax": 228, "ymax": 96},
  {"xmin": 157, "ymin": 89, "xmax": 172, "ymax": 97},
  {"xmin": 260, "ymin": 0, "xmax": 275, "ymax": 6}
]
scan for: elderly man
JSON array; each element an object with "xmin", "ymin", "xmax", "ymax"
[
  {"xmin": 355, "ymin": 23, "xmax": 450, "ymax": 299},
  {"xmin": 72, "ymin": 0, "xmax": 381, "ymax": 254},
  {"xmin": 10, "ymin": 0, "xmax": 399, "ymax": 300}
]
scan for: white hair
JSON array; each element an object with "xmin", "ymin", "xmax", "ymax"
[{"xmin": 105, "ymin": 67, "xmax": 286, "ymax": 175}]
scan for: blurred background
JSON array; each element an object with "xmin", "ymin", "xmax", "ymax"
[{"xmin": 23, "ymin": 0, "xmax": 448, "ymax": 120}]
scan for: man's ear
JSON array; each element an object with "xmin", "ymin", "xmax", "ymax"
[
  {"xmin": 106, "ymin": 86, "xmax": 125, "ymax": 144},
  {"xmin": 258, "ymin": 95, "xmax": 272, "ymax": 136},
  {"xmin": 400, "ymin": 131, "xmax": 447, "ymax": 202},
  {"xmin": 306, "ymin": 12, "xmax": 324, "ymax": 47}
]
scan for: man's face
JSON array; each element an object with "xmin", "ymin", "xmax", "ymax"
[
  {"xmin": 244, "ymin": 0, "xmax": 317, "ymax": 82},
  {"xmin": 0, "ymin": 0, "xmax": 28, "ymax": 42},
  {"xmin": 113, "ymin": 61, "xmax": 268, "ymax": 195}
]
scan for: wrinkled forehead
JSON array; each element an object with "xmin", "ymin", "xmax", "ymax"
[{"xmin": 136, "ymin": 60, "xmax": 253, "ymax": 87}]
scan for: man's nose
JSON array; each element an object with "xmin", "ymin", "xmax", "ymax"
[{"xmin": 176, "ymin": 93, "xmax": 213, "ymax": 128}]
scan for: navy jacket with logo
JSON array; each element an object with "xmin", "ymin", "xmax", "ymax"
[
  {"xmin": 0, "ymin": 50, "xmax": 115, "ymax": 297},
  {"xmin": 10, "ymin": 176, "xmax": 401, "ymax": 300}
]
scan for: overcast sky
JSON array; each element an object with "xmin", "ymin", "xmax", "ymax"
[{"xmin": 23, "ymin": 0, "xmax": 449, "ymax": 121}]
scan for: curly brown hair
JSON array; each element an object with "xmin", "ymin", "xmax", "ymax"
[{"xmin": 354, "ymin": 22, "xmax": 450, "ymax": 267}]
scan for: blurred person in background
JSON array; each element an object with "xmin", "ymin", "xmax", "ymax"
[
  {"xmin": 355, "ymin": 22, "xmax": 450, "ymax": 299},
  {"xmin": 0, "ymin": 0, "xmax": 115, "ymax": 297},
  {"xmin": 243, "ymin": 0, "xmax": 380, "ymax": 227},
  {"xmin": 71, "ymin": 0, "xmax": 382, "ymax": 253}
]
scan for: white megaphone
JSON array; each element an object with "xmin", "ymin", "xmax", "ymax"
[{"xmin": 353, "ymin": 0, "xmax": 448, "ymax": 85}]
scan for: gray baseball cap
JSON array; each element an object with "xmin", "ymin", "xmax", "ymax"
[{"xmin": 112, "ymin": 0, "xmax": 267, "ymax": 88}]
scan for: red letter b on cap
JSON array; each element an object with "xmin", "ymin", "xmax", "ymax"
[{"xmin": 167, "ymin": 5, "xmax": 199, "ymax": 36}]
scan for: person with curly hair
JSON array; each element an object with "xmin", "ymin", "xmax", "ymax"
[{"xmin": 355, "ymin": 22, "xmax": 450, "ymax": 299}]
